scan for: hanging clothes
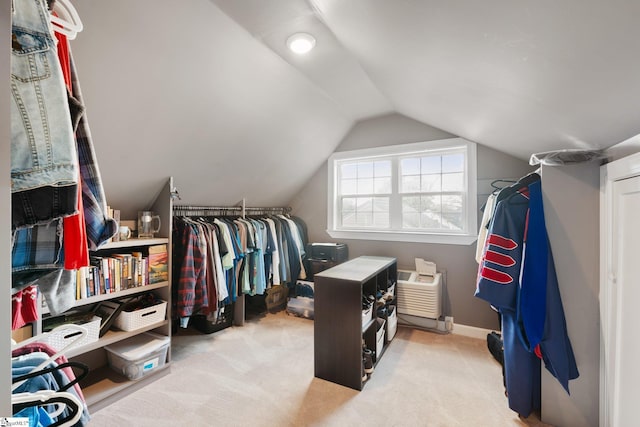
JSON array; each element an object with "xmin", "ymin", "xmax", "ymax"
[
  {"xmin": 10, "ymin": 1, "xmax": 117, "ymax": 326},
  {"xmin": 11, "ymin": 0, "xmax": 79, "ymax": 229},
  {"xmin": 11, "ymin": 286, "xmax": 39, "ymax": 330},
  {"xmin": 475, "ymin": 175, "xmax": 578, "ymax": 417},
  {"xmin": 56, "ymin": 25, "xmax": 90, "ymax": 271},
  {"xmin": 475, "ymin": 192, "xmax": 497, "ymax": 264},
  {"xmin": 12, "ymin": 341, "xmax": 91, "ymax": 425},
  {"xmin": 172, "ymin": 213, "xmax": 308, "ymax": 327},
  {"xmin": 172, "ymin": 219, "xmax": 209, "ymax": 328}
]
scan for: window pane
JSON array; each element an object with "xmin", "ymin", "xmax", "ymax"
[
  {"xmin": 373, "ymin": 197, "xmax": 389, "ymax": 212},
  {"xmin": 401, "ymin": 158, "xmax": 420, "ymax": 175},
  {"xmin": 331, "ymin": 141, "xmax": 473, "ymax": 237},
  {"xmin": 356, "ymin": 212, "xmax": 373, "ymax": 226},
  {"xmin": 442, "ymin": 195, "xmax": 463, "ymax": 213},
  {"xmin": 402, "ymin": 196, "xmax": 421, "ymax": 213},
  {"xmin": 374, "ymin": 177, "xmax": 391, "ymax": 194},
  {"xmin": 421, "ymin": 156, "xmax": 441, "ymax": 173},
  {"xmin": 442, "ymin": 213, "xmax": 463, "ymax": 230},
  {"xmin": 421, "ymin": 195, "xmax": 441, "ymax": 212},
  {"xmin": 358, "ymin": 162, "xmax": 374, "ymax": 178},
  {"xmin": 342, "ymin": 197, "xmax": 356, "ymax": 211},
  {"xmin": 357, "ymin": 178, "xmax": 373, "ymax": 194},
  {"xmin": 403, "ymin": 212, "xmax": 420, "ymax": 228},
  {"xmin": 342, "ymin": 211, "xmax": 356, "ymax": 226},
  {"xmin": 420, "ymin": 212, "xmax": 442, "ymax": 229},
  {"xmin": 373, "ymin": 213, "xmax": 389, "ymax": 227},
  {"xmin": 374, "ymin": 161, "xmax": 391, "ymax": 177},
  {"xmin": 442, "ymin": 154, "xmax": 464, "ymax": 173},
  {"xmin": 341, "ymin": 178, "xmax": 357, "ymax": 195},
  {"xmin": 421, "ymin": 174, "xmax": 441, "ymax": 192},
  {"xmin": 401, "ymin": 175, "xmax": 420, "ymax": 193},
  {"xmin": 442, "ymin": 172, "xmax": 464, "ymax": 191},
  {"xmin": 357, "ymin": 197, "xmax": 373, "ymax": 212},
  {"xmin": 341, "ymin": 163, "xmax": 357, "ymax": 179}
]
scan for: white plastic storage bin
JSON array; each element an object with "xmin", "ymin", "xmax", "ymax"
[
  {"xmin": 387, "ymin": 282, "xmax": 396, "ymax": 297},
  {"xmin": 386, "ymin": 305, "xmax": 398, "ymax": 341},
  {"xmin": 104, "ymin": 332, "xmax": 169, "ymax": 380},
  {"xmin": 113, "ymin": 300, "xmax": 167, "ymax": 332},
  {"xmin": 286, "ymin": 296, "xmax": 314, "ymax": 319},
  {"xmin": 43, "ymin": 316, "xmax": 101, "ymax": 351},
  {"xmin": 362, "ymin": 306, "xmax": 372, "ymax": 327},
  {"xmin": 376, "ymin": 318, "xmax": 386, "ymax": 359}
]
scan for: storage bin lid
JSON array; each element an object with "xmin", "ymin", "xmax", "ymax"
[{"xmin": 105, "ymin": 332, "xmax": 169, "ymax": 361}]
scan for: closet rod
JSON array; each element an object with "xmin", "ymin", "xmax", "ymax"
[{"xmin": 172, "ymin": 205, "xmax": 291, "ymax": 217}]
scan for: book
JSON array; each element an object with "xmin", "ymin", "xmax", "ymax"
[
  {"xmin": 112, "ymin": 209, "xmax": 121, "ymax": 241},
  {"xmin": 88, "ymin": 267, "xmax": 95, "ymax": 298},
  {"xmin": 75, "ymin": 269, "xmax": 81, "ymax": 300},
  {"xmin": 112, "ymin": 257, "xmax": 121, "ymax": 292},
  {"xmin": 101, "ymin": 258, "xmax": 110, "ymax": 294},
  {"xmin": 112, "ymin": 254, "xmax": 133, "ymax": 289},
  {"xmin": 132, "ymin": 252, "xmax": 143, "ymax": 287},
  {"xmin": 148, "ymin": 244, "xmax": 168, "ymax": 284}
]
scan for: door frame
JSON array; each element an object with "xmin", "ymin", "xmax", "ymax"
[{"xmin": 600, "ymin": 152, "xmax": 640, "ymax": 427}]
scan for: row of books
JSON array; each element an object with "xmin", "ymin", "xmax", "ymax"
[{"xmin": 75, "ymin": 245, "xmax": 168, "ymax": 300}]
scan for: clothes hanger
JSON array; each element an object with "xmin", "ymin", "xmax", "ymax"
[
  {"xmin": 495, "ymin": 172, "xmax": 541, "ymax": 203},
  {"xmin": 12, "ymin": 390, "xmax": 82, "ymax": 427},
  {"xmin": 50, "ymin": 0, "xmax": 83, "ymax": 40},
  {"xmin": 12, "ymin": 361, "xmax": 89, "ymax": 393},
  {"xmin": 490, "ymin": 179, "xmax": 517, "ymax": 194},
  {"xmin": 11, "ymin": 324, "xmax": 88, "ymax": 392}
]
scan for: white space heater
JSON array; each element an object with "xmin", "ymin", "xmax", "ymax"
[{"xmin": 396, "ymin": 259, "xmax": 442, "ymax": 320}]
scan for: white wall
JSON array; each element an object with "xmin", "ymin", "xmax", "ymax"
[
  {"xmin": 290, "ymin": 113, "xmax": 534, "ymax": 329},
  {"xmin": 70, "ymin": 0, "xmax": 352, "ymax": 221},
  {"xmin": 540, "ymin": 163, "xmax": 600, "ymax": 426}
]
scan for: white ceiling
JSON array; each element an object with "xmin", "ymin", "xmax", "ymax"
[
  {"xmin": 213, "ymin": 0, "xmax": 640, "ymax": 159},
  {"xmin": 70, "ymin": 0, "xmax": 640, "ymax": 217}
]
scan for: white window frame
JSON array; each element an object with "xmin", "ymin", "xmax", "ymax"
[{"xmin": 327, "ymin": 138, "xmax": 477, "ymax": 245}]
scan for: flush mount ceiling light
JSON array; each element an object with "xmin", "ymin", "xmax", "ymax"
[{"xmin": 286, "ymin": 32, "xmax": 316, "ymax": 54}]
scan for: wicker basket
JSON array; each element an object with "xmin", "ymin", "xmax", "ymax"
[
  {"xmin": 113, "ymin": 300, "xmax": 167, "ymax": 332},
  {"xmin": 42, "ymin": 316, "xmax": 101, "ymax": 351}
]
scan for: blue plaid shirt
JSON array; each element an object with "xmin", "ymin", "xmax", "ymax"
[{"xmin": 71, "ymin": 53, "xmax": 118, "ymax": 251}]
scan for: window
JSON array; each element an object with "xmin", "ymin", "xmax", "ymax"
[{"xmin": 327, "ymin": 138, "xmax": 477, "ymax": 245}]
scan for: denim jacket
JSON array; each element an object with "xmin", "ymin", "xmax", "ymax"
[{"xmin": 11, "ymin": 0, "xmax": 79, "ymax": 228}]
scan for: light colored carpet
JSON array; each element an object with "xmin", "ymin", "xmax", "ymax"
[{"xmin": 88, "ymin": 310, "xmax": 551, "ymax": 426}]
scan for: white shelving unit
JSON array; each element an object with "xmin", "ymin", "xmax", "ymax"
[{"xmin": 12, "ymin": 178, "xmax": 175, "ymax": 414}]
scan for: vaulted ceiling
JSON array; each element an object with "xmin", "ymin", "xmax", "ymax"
[
  {"xmin": 71, "ymin": 0, "xmax": 640, "ymax": 218},
  {"xmin": 214, "ymin": 0, "xmax": 640, "ymax": 159}
]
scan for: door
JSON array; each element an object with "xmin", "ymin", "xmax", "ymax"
[{"xmin": 608, "ymin": 175, "xmax": 640, "ymax": 426}]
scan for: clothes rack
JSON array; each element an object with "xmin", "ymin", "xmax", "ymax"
[
  {"xmin": 172, "ymin": 202, "xmax": 300, "ymax": 328},
  {"xmin": 173, "ymin": 204, "xmax": 291, "ymax": 218}
]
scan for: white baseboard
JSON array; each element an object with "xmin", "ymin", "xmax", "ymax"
[
  {"xmin": 397, "ymin": 313, "xmax": 496, "ymax": 339},
  {"xmin": 451, "ymin": 323, "xmax": 494, "ymax": 340}
]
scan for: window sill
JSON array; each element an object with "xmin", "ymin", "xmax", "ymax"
[{"xmin": 326, "ymin": 229, "xmax": 478, "ymax": 245}]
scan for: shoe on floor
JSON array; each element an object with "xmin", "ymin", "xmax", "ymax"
[{"xmin": 363, "ymin": 348, "xmax": 374, "ymax": 374}]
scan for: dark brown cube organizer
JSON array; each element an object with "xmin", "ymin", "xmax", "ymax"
[{"xmin": 313, "ymin": 256, "xmax": 397, "ymax": 390}]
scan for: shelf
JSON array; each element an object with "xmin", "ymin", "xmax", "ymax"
[
  {"xmin": 314, "ymin": 256, "xmax": 397, "ymax": 391},
  {"xmin": 8, "ymin": 178, "xmax": 176, "ymax": 415},
  {"xmin": 96, "ymin": 237, "xmax": 168, "ymax": 251},
  {"xmin": 66, "ymin": 320, "xmax": 169, "ymax": 359},
  {"xmin": 82, "ymin": 363, "xmax": 171, "ymax": 412},
  {"xmin": 42, "ymin": 282, "xmax": 169, "ymax": 314}
]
